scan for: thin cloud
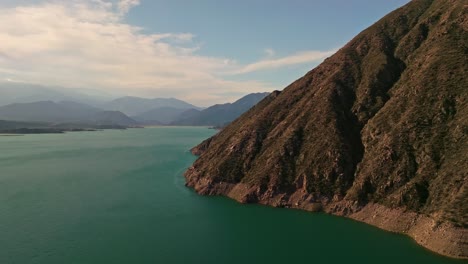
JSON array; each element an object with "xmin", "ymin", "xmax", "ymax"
[
  {"xmin": 264, "ymin": 48, "xmax": 275, "ymax": 57},
  {"xmin": 0, "ymin": 0, "xmax": 334, "ymax": 106},
  {"xmin": 232, "ymin": 50, "xmax": 336, "ymax": 75},
  {"xmin": 117, "ymin": 0, "xmax": 140, "ymax": 15},
  {"xmin": 0, "ymin": 0, "xmax": 274, "ymax": 105}
]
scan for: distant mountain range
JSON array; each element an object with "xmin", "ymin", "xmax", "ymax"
[
  {"xmin": 0, "ymin": 92, "xmax": 270, "ymax": 129},
  {"xmin": 172, "ymin": 93, "xmax": 269, "ymax": 127},
  {"xmin": 102, "ymin": 96, "xmax": 202, "ymax": 116},
  {"xmin": 0, "ymin": 83, "xmax": 111, "ymax": 107},
  {"xmin": 132, "ymin": 107, "xmax": 189, "ymax": 125},
  {"xmin": 0, "ymin": 101, "xmax": 137, "ymax": 126}
]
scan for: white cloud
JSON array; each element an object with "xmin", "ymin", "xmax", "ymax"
[
  {"xmin": 0, "ymin": 0, "xmax": 335, "ymax": 106},
  {"xmin": 264, "ymin": 48, "xmax": 275, "ymax": 57},
  {"xmin": 117, "ymin": 0, "xmax": 139, "ymax": 15},
  {"xmin": 231, "ymin": 50, "xmax": 336, "ymax": 75}
]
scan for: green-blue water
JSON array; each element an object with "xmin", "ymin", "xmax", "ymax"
[{"xmin": 0, "ymin": 127, "xmax": 463, "ymax": 264}]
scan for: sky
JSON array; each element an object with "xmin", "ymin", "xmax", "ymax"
[{"xmin": 0, "ymin": 0, "xmax": 410, "ymax": 106}]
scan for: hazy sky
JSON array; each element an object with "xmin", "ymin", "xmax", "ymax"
[{"xmin": 0, "ymin": 0, "xmax": 409, "ymax": 106}]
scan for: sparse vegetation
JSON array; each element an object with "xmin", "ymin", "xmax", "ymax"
[{"xmin": 185, "ymin": 0, "xmax": 467, "ymax": 257}]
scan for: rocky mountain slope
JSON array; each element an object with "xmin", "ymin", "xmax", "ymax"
[{"xmin": 185, "ymin": 0, "xmax": 467, "ymax": 258}]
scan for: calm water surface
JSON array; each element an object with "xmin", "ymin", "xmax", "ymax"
[{"xmin": 0, "ymin": 127, "xmax": 463, "ymax": 264}]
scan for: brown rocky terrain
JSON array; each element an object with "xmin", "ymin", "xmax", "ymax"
[{"xmin": 185, "ymin": 0, "xmax": 468, "ymax": 258}]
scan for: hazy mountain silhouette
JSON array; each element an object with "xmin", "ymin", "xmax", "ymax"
[
  {"xmin": 132, "ymin": 107, "xmax": 195, "ymax": 125},
  {"xmin": 173, "ymin": 92, "xmax": 269, "ymax": 126},
  {"xmin": 103, "ymin": 96, "xmax": 201, "ymax": 116},
  {"xmin": 0, "ymin": 83, "xmax": 110, "ymax": 106},
  {"xmin": 0, "ymin": 101, "xmax": 137, "ymax": 126}
]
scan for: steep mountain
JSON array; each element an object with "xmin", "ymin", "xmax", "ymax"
[
  {"xmin": 0, "ymin": 101, "xmax": 137, "ymax": 126},
  {"xmin": 132, "ymin": 107, "xmax": 195, "ymax": 125},
  {"xmin": 174, "ymin": 93, "xmax": 269, "ymax": 126},
  {"xmin": 185, "ymin": 0, "xmax": 467, "ymax": 259},
  {"xmin": 103, "ymin": 96, "xmax": 201, "ymax": 116}
]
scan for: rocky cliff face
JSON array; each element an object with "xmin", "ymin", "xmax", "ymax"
[{"xmin": 185, "ymin": 0, "xmax": 467, "ymax": 258}]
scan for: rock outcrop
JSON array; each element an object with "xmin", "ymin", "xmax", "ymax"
[{"xmin": 185, "ymin": 0, "xmax": 468, "ymax": 258}]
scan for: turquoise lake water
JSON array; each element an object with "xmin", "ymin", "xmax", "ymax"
[{"xmin": 0, "ymin": 127, "xmax": 464, "ymax": 264}]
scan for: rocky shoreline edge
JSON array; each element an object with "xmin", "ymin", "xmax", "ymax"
[{"xmin": 184, "ymin": 167, "xmax": 468, "ymax": 260}]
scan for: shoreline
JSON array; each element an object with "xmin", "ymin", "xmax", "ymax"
[
  {"xmin": 184, "ymin": 170, "xmax": 468, "ymax": 260},
  {"xmin": 0, "ymin": 126, "xmax": 139, "ymax": 135}
]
